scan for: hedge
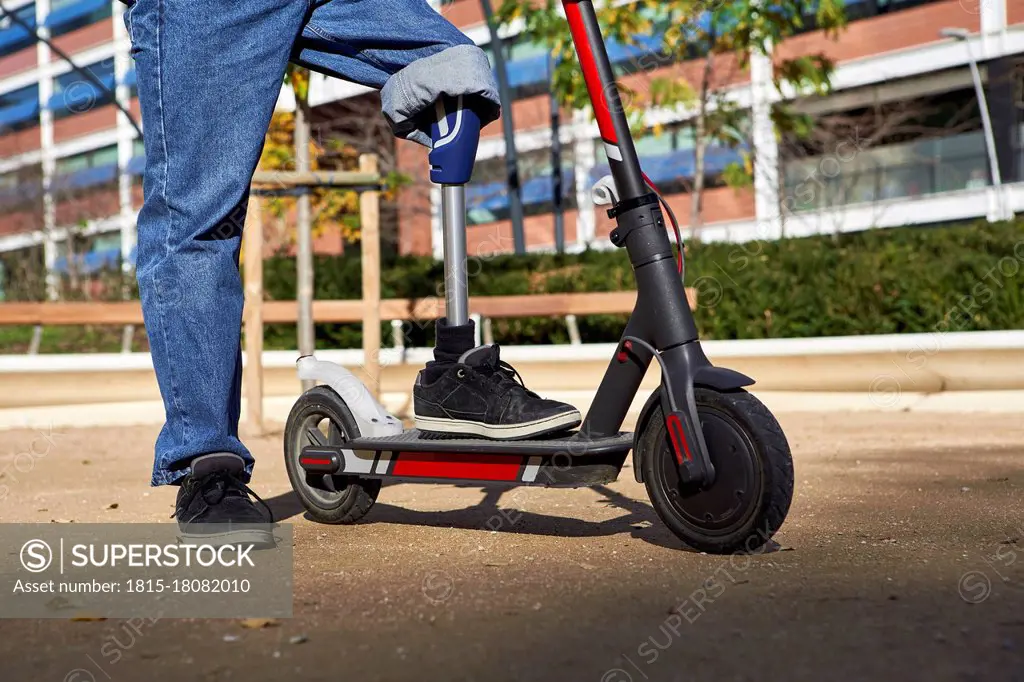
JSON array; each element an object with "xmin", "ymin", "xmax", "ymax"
[{"xmin": 262, "ymin": 218, "xmax": 1024, "ymax": 350}]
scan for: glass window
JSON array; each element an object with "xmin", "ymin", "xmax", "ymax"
[
  {"xmin": 467, "ymin": 145, "xmax": 577, "ymax": 226},
  {"xmin": 0, "ymin": 3, "xmax": 37, "ymax": 58},
  {"xmin": 56, "ymin": 144, "xmax": 118, "ymax": 175},
  {"xmin": 51, "ymin": 58, "xmax": 116, "ymax": 118},
  {"xmin": 0, "ymin": 164, "xmax": 43, "ymax": 210},
  {"xmin": 593, "ymin": 123, "xmax": 743, "ymax": 192},
  {"xmin": 0, "ymin": 83, "xmax": 40, "ymax": 132},
  {"xmin": 0, "ymin": 83, "xmax": 38, "ymax": 107},
  {"xmin": 782, "ymin": 129, "xmax": 989, "ymax": 211},
  {"xmin": 48, "ymin": 0, "xmax": 112, "ymax": 38}
]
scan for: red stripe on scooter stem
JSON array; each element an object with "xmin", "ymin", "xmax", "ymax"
[{"xmin": 563, "ymin": 1, "xmax": 618, "ymax": 144}]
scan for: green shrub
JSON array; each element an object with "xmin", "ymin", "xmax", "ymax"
[{"xmin": 258, "ymin": 218, "xmax": 1023, "ymax": 350}]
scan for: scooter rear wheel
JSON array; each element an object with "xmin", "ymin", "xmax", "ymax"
[
  {"xmin": 284, "ymin": 386, "xmax": 381, "ymax": 525},
  {"xmin": 639, "ymin": 387, "xmax": 793, "ymax": 553}
]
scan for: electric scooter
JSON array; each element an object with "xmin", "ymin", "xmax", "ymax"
[{"xmin": 283, "ymin": 0, "xmax": 794, "ymax": 554}]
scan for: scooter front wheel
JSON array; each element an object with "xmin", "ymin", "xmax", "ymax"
[
  {"xmin": 284, "ymin": 386, "xmax": 381, "ymax": 525},
  {"xmin": 639, "ymin": 387, "xmax": 793, "ymax": 553}
]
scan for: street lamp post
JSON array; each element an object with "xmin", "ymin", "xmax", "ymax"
[
  {"xmin": 480, "ymin": 0, "xmax": 527, "ymax": 254},
  {"xmin": 548, "ymin": 54, "xmax": 565, "ymax": 253},
  {"xmin": 940, "ymin": 27, "xmax": 1008, "ymax": 219}
]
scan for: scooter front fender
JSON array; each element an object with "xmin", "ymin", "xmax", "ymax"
[{"xmin": 296, "ymin": 355, "xmax": 403, "ymax": 439}]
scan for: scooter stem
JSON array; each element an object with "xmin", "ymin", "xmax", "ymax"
[{"xmin": 429, "ymin": 95, "xmax": 482, "ymax": 328}]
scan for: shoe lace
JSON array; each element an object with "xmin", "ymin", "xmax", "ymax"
[
  {"xmin": 172, "ymin": 470, "xmax": 273, "ymax": 522},
  {"xmin": 495, "ymin": 359, "xmax": 526, "ymax": 388},
  {"xmin": 486, "ymin": 357, "xmax": 541, "ymax": 398}
]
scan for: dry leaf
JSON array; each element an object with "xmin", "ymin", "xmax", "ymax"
[
  {"xmin": 239, "ymin": 618, "xmax": 279, "ymax": 629},
  {"xmin": 45, "ymin": 596, "xmax": 73, "ymax": 611}
]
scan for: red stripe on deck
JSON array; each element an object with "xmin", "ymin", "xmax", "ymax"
[
  {"xmin": 300, "ymin": 458, "xmax": 334, "ymax": 466},
  {"xmin": 392, "ymin": 453, "xmax": 523, "ymax": 481}
]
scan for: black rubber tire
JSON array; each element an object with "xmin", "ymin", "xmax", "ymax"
[
  {"xmin": 283, "ymin": 386, "xmax": 381, "ymax": 525},
  {"xmin": 640, "ymin": 387, "xmax": 793, "ymax": 554}
]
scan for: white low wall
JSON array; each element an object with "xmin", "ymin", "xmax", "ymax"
[{"xmin": 0, "ymin": 330, "xmax": 1021, "ymax": 410}]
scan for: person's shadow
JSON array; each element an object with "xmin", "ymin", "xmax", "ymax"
[{"xmin": 264, "ymin": 482, "xmax": 688, "ymax": 550}]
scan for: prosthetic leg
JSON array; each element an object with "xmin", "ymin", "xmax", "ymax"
[{"xmin": 427, "ymin": 95, "xmax": 479, "ymax": 329}]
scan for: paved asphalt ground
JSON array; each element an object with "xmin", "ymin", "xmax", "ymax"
[{"xmin": 0, "ymin": 410, "xmax": 1021, "ymax": 681}]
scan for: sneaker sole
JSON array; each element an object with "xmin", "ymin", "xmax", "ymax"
[
  {"xmin": 414, "ymin": 410, "xmax": 582, "ymax": 441},
  {"xmin": 178, "ymin": 527, "xmax": 275, "ymax": 548}
]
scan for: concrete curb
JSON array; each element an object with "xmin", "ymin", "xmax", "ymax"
[{"xmin": 2, "ymin": 389, "xmax": 1022, "ymax": 432}]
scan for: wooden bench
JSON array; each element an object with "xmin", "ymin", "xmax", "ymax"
[
  {"xmin": 0, "ymin": 289, "xmax": 696, "ymax": 328},
  {"xmin": 0, "ymin": 289, "xmax": 696, "ymax": 354}
]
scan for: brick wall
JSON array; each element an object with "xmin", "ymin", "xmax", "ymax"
[
  {"xmin": 50, "ymin": 21, "xmax": 114, "ymax": 59},
  {"xmin": 396, "ymin": 141, "xmax": 434, "ymax": 255},
  {"xmin": 0, "ymin": 207, "xmax": 41, "ymax": 236},
  {"xmin": 594, "ymin": 186, "xmax": 756, "ymax": 238},
  {"xmin": 466, "ymin": 209, "xmax": 580, "ymax": 255},
  {"xmin": 775, "ymin": 0, "xmax": 979, "ymax": 65},
  {"xmin": 55, "ymin": 186, "xmax": 119, "ymax": 226},
  {"xmin": 53, "ymin": 103, "xmax": 117, "ymax": 143},
  {"xmin": 0, "ymin": 48, "xmax": 36, "ymax": 80},
  {"xmin": 0, "ymin": 125, "xmax": 40, "ymax": 156},
  {"xmin": 436, "ymin": 0, "xmax": 485, "ymax": 28},
  {"xmin": 1008, "ymin": 0, "xmax": 1024, "ymax": 24}
]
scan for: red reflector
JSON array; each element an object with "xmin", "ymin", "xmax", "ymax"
[
  {"xmin": 300, "ymin": 457, "xmax": 334, "ymax": 467},
  {"xmin": 617, "ymin": 340, "xmax": 633, "ymax": 363},
  {"xmin": 665, "ymin": 413, "xmax": 692, "ymax": 465},
  {"xmin": 392, "ymin": 453, "xmax": 523, "ymax": 481}
]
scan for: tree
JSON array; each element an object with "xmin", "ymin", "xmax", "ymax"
[
  {"xmin": 496, "ymin": 0, "xmax": 847, "ymax": 237},
  {"xmin": 256, "ymin": 67, "xmax": 358, "ymax": 250},
  {"xmin": 255, "ymin": 67, "xmax": 410, "ymax": 252}
]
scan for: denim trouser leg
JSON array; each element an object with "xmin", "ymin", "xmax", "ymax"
[
  {"xmin": 127, "ymin": 0, "xmax": 498, "ymax": 486},
  {"xmin": 128, "ymin": 0, "xmax": 308, "ymax": 486}
]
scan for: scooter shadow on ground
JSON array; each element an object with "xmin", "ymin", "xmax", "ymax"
[{"xmin": 263, "ymin": 484, "xmax": 694, "ymax": 552}]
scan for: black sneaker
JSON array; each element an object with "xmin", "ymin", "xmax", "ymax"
[
  {"xmin": 173, "ymin": 453, "xmax": 274, "ymax": 546},
  {"xmin": 413, "ymin": 345, "xmax": 582, "ymax": 440}
]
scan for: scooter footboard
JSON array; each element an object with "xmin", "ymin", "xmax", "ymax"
[{"xmin": 299, "ymin": 430, "xmax": 634, "ymax": 488}]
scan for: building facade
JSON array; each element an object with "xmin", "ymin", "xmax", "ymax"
[
  {"xmin": 0, "ymin": 0, "xmax": 139, "ymax": 299},
  {"xmin": 310, "ymin": 0, "xmax": 1023, "ymax": 259},
  {"xmin": 1, "ymin": 0, "xmax": 1023, "ymax": 299}
]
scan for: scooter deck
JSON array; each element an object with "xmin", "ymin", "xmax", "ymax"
[
  {"xmin": 300, "ymin": 430, "xmax": 634, "ymax": 488},
  {"xmin": 347, "ymin": 429, "xmax": 633, "ymax": 455}
]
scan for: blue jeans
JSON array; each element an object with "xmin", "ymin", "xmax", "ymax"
[{"xmin": 124, "ymin": 0, "xmax": 499, "ymax": 485}]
